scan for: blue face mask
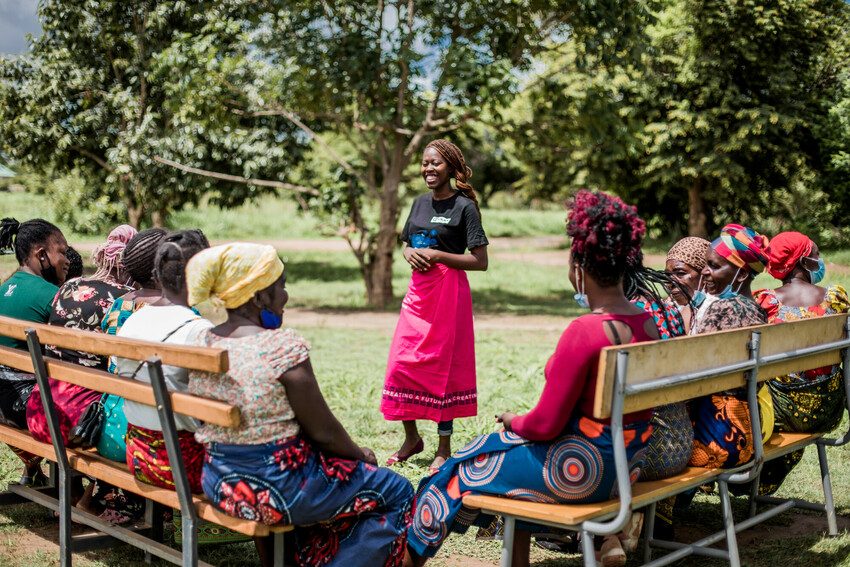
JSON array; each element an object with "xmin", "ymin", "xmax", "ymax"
[
  {"xmin": 806, "ymin": 257, "xmax": 826, "ymax": 285},
  {"xmin": 260, "ymin": 308, "xmax": 283, "ymax": 330},
  {"xmin": 573, "ymin": 266, "xmax": 590, "ymax": 309},
  {"xmin": 690, "ymin": 275, "xmax": 706, "ymax": 308},
  {"xmin": 716, "ymin": 268, "xmax": 743, "ymax": 299}
]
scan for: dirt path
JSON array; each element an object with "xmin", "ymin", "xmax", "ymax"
[{"xmin": 284, "ymin": 307, "xmax": 570, "ymax": 333}]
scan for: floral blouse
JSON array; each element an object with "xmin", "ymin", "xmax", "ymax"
[
  {"xmin": 189, "ymin": 328, "xmax": 311, "ymax": 445},
  {"xmin": 46, "ymin": 277, "xmax": 133, "ymax": 369},
  {"xmin": 691, "ymin": 294, "xmax": 767, "ymax": 336}
]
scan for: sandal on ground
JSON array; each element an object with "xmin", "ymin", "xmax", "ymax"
[
  {"xmin": 427, "ymin": 455, "xmax": 448, "ymax": 475},
  {"xmin": 597, "ymin": 535, "xmax": 626, "ymax": 567},
  {"xmin": 618, "ymin": 512, "xmax": 643, "ymax": 553},
  {"xmin": 533, "ymin": 533, "xmax": 579, "ymax": 554},
  {"xmin": 386, "ymin": 438, "xmax": 424, "ymax": 466},
  {"xmin": 18, "ymin": 468, "xmax": 49, "ymax": 488}
]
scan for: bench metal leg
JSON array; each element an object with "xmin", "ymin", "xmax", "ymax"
[
  {"xmin": 643, "ymin": 502, "xmax": 656, "ymax": 563},
  {"xmin": 581, "ymin": 529, "xmax": 597, "ymax": 567},
  {"xmin": 500, "ymin": 516, "xmax": 516, "ymax": 567},
  {"xmin": 273, "ymin": 532, "xmax": 286, "ymax": 566},
  {"xmin": 718, "ymin": 481, "xmax": 741, "ymax": 567},
  {"xmin": 748, "ymin": 474, "xmax": 760, "ymax": 518},
  {"xmin": 148, "ymin": 358, "xmax": 198, "ymax": 567},
  {"xmin": 817, "ymin": 443, "xmax": 839, "ymax": 536},
  {"xmin": 144, "ymin": 500, "xmax": 167, "ymax": 563},
  {"xmin": 26, "ymin": 330, "xmax": 72, "ymax": 567}
]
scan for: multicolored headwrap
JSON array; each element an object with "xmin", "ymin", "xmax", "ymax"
[
  {"xmin": 92, "ymin": 224, "xmax": 138, "ymax": 281},
  {"xmin": 186, "ymin": 243, "xmax": 284, "ymax": 311},
  {"xmin": 765, "ymin": 231, "xmax": 813, "ymax": 280},
  {"xmin": 667, "ymin": 237, "xmax": 711, "ymax": 272},
  {"xmin": 711, "ymin": 224, "xmax": 770, "ymax": 275}
]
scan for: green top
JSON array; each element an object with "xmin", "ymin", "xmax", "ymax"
[{"xmin": 0, "ymin": 271, "xmax": 58, "ymax": 349}]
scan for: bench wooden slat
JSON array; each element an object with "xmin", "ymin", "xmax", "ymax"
[
  {"xmin": 462, "ymin": 432, "xmax": 822, "ymax": 526},
  {"xmin": 0, "ymin": 315, "xmax": 228, "ymax": 373},
  {"xmin": 0, "ymin": 425, "xmax": 291, "ymax": 537},
  {"xmin": 593, "ymin": 314, "xmax": 848, "ymax": 419},
  {"xmin": 0, "ymin": 346, "xmax": 240, "ymax": 428}
]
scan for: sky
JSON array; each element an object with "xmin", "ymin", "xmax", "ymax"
[{"xmin": 0, "ymin": 0, "xmax": 40, "ymax": 55}]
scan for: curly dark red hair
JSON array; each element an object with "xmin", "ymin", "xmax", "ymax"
[{"xmin": 567, "ymin": 189, "xmax": 646, "ymax": 287}]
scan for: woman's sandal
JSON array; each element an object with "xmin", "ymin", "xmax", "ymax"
[{"xmin": 386, "ymin": 438, "xmax": 424, "ymax": 466}]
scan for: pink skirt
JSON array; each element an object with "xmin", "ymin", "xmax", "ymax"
[{"xmin": 381, "ymin": 264, "xmax": 477, "ymax": 422}]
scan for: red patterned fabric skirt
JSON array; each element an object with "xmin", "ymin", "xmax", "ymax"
[{"xmin": 126, "ymin": 423, "xmax": 204, "ymax": 494}]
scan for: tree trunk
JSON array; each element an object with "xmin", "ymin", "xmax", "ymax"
[
  {"xmin": 365, "ymin": 149, "xmax": 404, "ymax": 308},
  {"xmin": 127, "ymin": 205, "xmax": 144, "ymax": 229},
  {"xmin": 151, "ymin": 209, "xmax": 166, "ymax": 228},
  {"xmin": 688, "ymin": 178, "xmax": 709, "ymax": 238}
]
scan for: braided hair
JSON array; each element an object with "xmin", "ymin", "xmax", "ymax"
[
  {"xmin": 121, "ymin": 228, "xmax": 167, "ymax": 288},
  {"xmin": 0, "ymin": 217, "xmax": 63, "ymax": 265},
  {"xmin": 567, "ymin": 190, "xmax": 645, "ymax": 288},
  {"xmin": 153, "ymin": 230, "xmax": 210, "ymax": 295},
  {"xmin": 65, "ymin": 247, "xmax": 84, "ymax": 280},
  {"xmin": 623, "ymin": 252, "xmax": 688, "ymax": 334},
  {"xmin": 425, "ymin": 139, "xmax": 480, "ymax": 215}
]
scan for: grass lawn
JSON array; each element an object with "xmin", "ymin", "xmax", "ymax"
[
  {"xmin": 0, "ymin": 188, "xmax": 849, "ymax": 565},
  {"xmin": 1, "ymin": 325, "xmax": 849, "ymax": 566}
]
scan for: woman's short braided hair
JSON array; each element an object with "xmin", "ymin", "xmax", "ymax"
[
  {"xmin": 567, "ymin": 190, "xmax": 646, "ymax": 287},
  {"xmin": 121, "ymin": 228, "xmax": 167, "ymax": 287}
]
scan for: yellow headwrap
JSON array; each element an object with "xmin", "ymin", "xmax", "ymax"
[{"xmin": 186, "ymin": 243, "xmax": 284, "ymax": 311}]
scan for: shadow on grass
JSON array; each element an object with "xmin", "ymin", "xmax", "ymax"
[
  {"xmin": 472, "ymin": 288, "xmax": 579, "ymax": 318},
  {"xmin": 286, "ymin": 260, "xmax": 362, "ymax": 283}
]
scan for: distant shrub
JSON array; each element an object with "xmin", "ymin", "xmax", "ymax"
[{"xmin": 46, "ymin": 171, "xmax": 124, "ymax": 235}]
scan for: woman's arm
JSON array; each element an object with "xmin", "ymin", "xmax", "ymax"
[
  {"xmin": 408, "ymin": 245, "xmax": 488, "ymax": 272},
  {"xmin": 280, "ymin": 359, "xmax": 376, "ymax": 464},
  {"xmin": 501, "ymin": 321, "xmax": 592, "ymax": 441}
]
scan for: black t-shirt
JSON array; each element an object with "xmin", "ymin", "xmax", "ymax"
[{"xmin": 400, "ymin": 193, "xmax": 489, "ymax": 254}]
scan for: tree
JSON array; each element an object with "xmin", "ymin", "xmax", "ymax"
[
  {"xmin": 0, "ymin": 1, "xmax": 306, "ymax": 228},
  {"xmin": 518, "ymin": 0, "xmax": 850, "ymax": 238},
  {"xmin": 203, "ymin": 0, "xmax": 645, "ymax": 307}
]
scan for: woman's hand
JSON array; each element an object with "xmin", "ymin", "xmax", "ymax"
[
  {"xmin": 360, "ymin": 447, "xmax": 378, "ymax": 465},
  {"xmin": 403, "ymin": 247, "xmax": 441, "ymax": 271},
  {"xmin": 496, "ymin": 412, "xmax": 518, "ymax": 431}
]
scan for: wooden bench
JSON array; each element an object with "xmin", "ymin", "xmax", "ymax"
[
  {"xmin": 0, "ymin": 315, "xmax": 292, "ymax": 567},
  {"xmin": 462, "ymin": 314, "xmax": 850, "ymax": 567}
]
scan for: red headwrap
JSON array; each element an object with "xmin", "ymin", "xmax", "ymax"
[{"xmin": 765, "ymin": 231, "xmax": 813, "ymax": 280}]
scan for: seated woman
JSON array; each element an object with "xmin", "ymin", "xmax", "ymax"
[
  {"xmin": 752, "ymin": 231, "xmax": 849, "ymax": 493},
  {"xmin": 96, "ymin": 228, "xmax": 170, "ymax": 463},
  {"xmin": 113, "ymin": 231, "xmax": 211, "ymax": 492},
  {"xmin": 26, "ymin": 225, "xmax": 136, "ymax": 446},
  {"xmin": 665, "ymin": 237, "xmax": 711, "ymax": 333},
  {"xmin": 404, "ymin": 190, "xmax": 659, "ymax": 567},
  {"xmin": 0, "ymin": 217, "xmax": 70, "ymax": 486},
  {"xmin": 102, "ymin": 228, "xmax": 168, "ymax": 337},
  {"xmin": 689, "ymin": 224, "xmax": 773, "ymax": 470},
  {"xmin": 186, "ymin": 243, "xmax": 414, "ymax": 567}
]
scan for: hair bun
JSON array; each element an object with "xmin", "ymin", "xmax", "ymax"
[{"xmin": 0, "ymin": 218, "xmax": 21, "ymax": 252}]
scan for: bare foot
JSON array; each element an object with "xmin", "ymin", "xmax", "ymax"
[{"xmin": 387, "ymin": 437, "xmax": 424, "ymax": 466}]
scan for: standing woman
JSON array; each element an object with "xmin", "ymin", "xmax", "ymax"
[
  {"xmin": 382, "ymin": 139, "xmax": 489, "ymax": 472},
  {"xmin": 0, "ymin": 218, "xmax": 70, "ymax": 485}
]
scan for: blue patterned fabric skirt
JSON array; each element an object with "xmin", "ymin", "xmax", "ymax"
[
  {"xmin": 407, "ymin": 416, "xmax": 651, "ymax": 559},
  {"xmin": 202, "ymin": 436, "xmax": 415, "ymax": 567}
]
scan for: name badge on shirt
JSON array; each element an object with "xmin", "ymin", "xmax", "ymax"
[{"xmin": 430, "ymin": 216, "xmax": 451, "ymax": 224}]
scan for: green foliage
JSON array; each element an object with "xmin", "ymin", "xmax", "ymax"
[
  {"xmin": 517, "ymin": 0, "xmax": 850, "ymax": 237},
  {"xmin": 45, "ymin": 171, "xmax": 125, "ymax": 235},
  {"xmin": 0, "ymin": 1, "xmax": 304, "ymax": 226}
]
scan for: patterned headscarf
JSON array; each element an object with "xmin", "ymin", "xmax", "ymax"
[
  {"xmin": 92, "ymin": 224, "xmax": 138, "ymax": 281},
  {"xmin": 711, "ymin": 224, "xmax": 770, "ymax": 275},
  {"xmin": 186, "ymin": 243, "xmax": 284, "ymax": 310},
  {"xmin": 765, "ymin": 231, "xmax": 813, "ymax": 280},
  {"xmin": 666, "ymin": 237, "xmax": 711, "ymax": 272}
]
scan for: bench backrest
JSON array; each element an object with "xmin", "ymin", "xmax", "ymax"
[
  {"xmin": 0, "ymin": 314, "xmax": 239, "ymax": 427},
  {"xmin": 593, "ymin": 313, "xmax": 849, "ymax": 419}
]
